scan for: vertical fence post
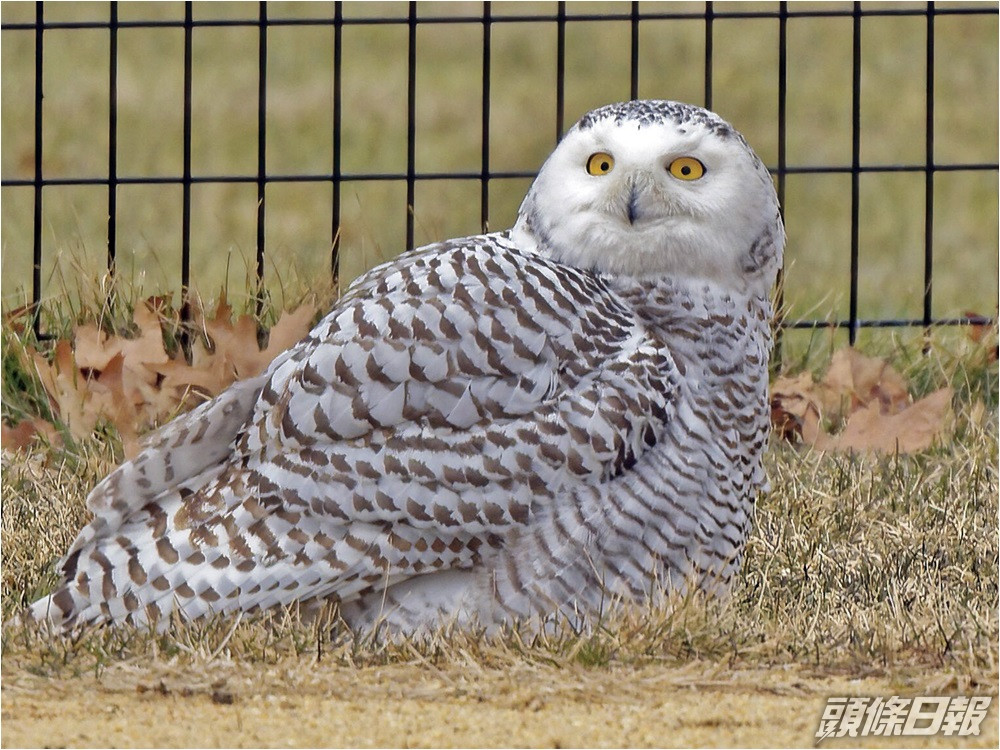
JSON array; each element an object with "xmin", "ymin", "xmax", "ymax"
[
  {"xmin": 332, "ymin": 1, "xmax": 343, "ymax": 284},
  {"xmin": 703, "ymin": 1, "xmax": 713, "ymax": 110},
  {"xmin": 629, "ymin": 1, "xmax": 639, "ymax": 101},
  {"xmin": 405, "ymin": 3, "xmax": 417, "ymax": 251},
  {"xmin": 31, "ymin": 1, "xmax": 44, "ymax": 337},
  {"xmin": 555, "ymin": 1, "xmax": 566, "ymax": 141},
  {"xmin": 773, "ymin": 0, "xmax": 788, "ymax": 369},
  {"xmin": 107, "ymin": 1, "xmax": 118, "ymax": 282},
  {"xmin": 255, "ymin": 1, "xmax": 268, "ymax": 317},
  {"xmin": 180, "ymin": 0, "xmax": 193, "ymax": 349},
  {"xmin": 922, "ymin": 1, "xmax": 935, "ymax": 351},
  {"xmin": 848, "ymin": 1, "xmax": 862, "ymax": 346},
  {"xmin": 481, "ymin": 1, "xmax": 491, "ymax": 234}
]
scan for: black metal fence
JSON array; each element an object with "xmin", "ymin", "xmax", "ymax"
[{"xmin": 1, "ymin": 1, "xmax": 997, "ymax": 350}]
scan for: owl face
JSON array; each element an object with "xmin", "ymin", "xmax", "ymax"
[{"xmin": 513, "ymin": 101, "xmax": 783, "ymax": 293}]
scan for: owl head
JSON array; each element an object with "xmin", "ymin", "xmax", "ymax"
[{"xmin": 512, "ymin": 100, "xmax": 784, "ymax": 294}]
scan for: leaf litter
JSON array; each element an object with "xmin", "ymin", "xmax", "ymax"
[
  {"xmin": 770, "ymin": 347, "xmax": 958, "ymax": 453},
  {"xmin": 2, "ymin": 295, "xmax": 317, "ymax": 457}
]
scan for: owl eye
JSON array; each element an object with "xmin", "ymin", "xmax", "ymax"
[
  {"xmin": 586, "ymin": 152, "xmax": 615, "ymax": 176},
  {"xmin": 668, "ymin": 157, "xmax": 706, "ymax": 181}
]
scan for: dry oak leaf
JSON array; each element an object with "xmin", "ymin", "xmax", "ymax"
[
  {"xmin": 30, "ymin": 339, "xmax": 92, "ymax": 441},
  {"xmin": 73, "ymin": 302, "xmax": 169, "ymax": 374},
  {"xmin": 78, "ymin": 304, "xmax": 175, "ymax": 421},
  {"xmin": 814, "ymin": 347, "xmax": 910, "ymax": 419},
  {"xmin": 965, "ymin": 311, "xmax": 998, "ymax": 362},
  {"xmin": 92, "ymin": 351, "xmax": 150, "ymax": 456},
  {"xmin": 812, "ymin": 387, "xmax": 953, "ymax": 454},
  {"xmin": 259, "ymin": 303, "xmax": 319, "ymax": 363},
  {"xmin": 769, "ymin": 372, "xmax": 823, "ymax": 445},
  {"xmin": 770, "ymin": 347, "xmax": 953, "ymax": 454},
  {"xmin": 23, "ymin": 299, "xmax": 316, "ymax": 457},
  {"xmin": 0, "ymin": 417, "xmax": 60, "ymax": 452},
  {"xmin": 3, "ymin": 304, "xmax": 34, "ymax": 336},
  {"xmin": 197, "ymin": 301, "xmax": 263, "ymax": 380},
  {"xmin": 157, "ymin": 301, "xmax": 317, "ymax": 404},
  {"xmin": 155, "ymin": 353, "xmax": 233, "ymax": 409},
  {"xmin": 29, "ymin": 341, "xmax": 146, "ymax": 456}
]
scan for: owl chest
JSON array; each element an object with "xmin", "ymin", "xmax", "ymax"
[{"xmin": 589, "ymin": 311, "xmax": 771, "ymax": 572}]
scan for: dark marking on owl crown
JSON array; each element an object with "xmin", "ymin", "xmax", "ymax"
[{"xmin": 576, "ymin": 100, "xmax": 734, "ymax": 138}]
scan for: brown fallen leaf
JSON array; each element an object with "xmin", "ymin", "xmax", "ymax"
[
  {"xmin": 816, "ymin": 347, "xmax": 911, "ymax": 418},
  {"xmin": 3, "ymin": 304, "xmax": 34, "ymax": 336},
  {"xmin": 814, "ymin": 387, "xmax": 953, "ymax": 454},
  {"xmin": 770, "ymin": 347, "xmax": 953, "ymax": 454},
  {"xmin": 144, "ymin": 294, "xmax": 176, "ymax": 318},
  {"xmin": 92, "ymin": 352, "xmax": 142, "ymax": 457},
  {"xmin": 163, "ymin": 300, "xmax": 318, "ymax": 404},
  {"xmin": 965, "ymin": 311, "xmax": 998, "ymax": 362},
  {"xmin": 156, "ymin": 353, "xmax": 233, "ymax": 407},
  {"xmin": 260, "ymin": 304, "xmax": 318, "ymax": 362},
  {"xmin": 1, "ymin": 417, "xmax": 60, "ymax": 452},
  {"xmin": 201, "ymin": 311, "xmax": 262, "ymax": 380},
  {"xmin": 769, "ymin": 372, "xmax": 823, "ymax": 445},
  {"xmin": 74, "ymin": 302, "xmax": 169, "ymax": 376},
  {"xmin": 21, "ymin": 297, "xmax": 317, "ymax": 450},
  {"xmin": 31, "ymin": 340, "xmax": 92, "ymax": 441}
]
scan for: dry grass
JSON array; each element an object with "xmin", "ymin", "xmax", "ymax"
[
  {"xmin": 2, "ymin": 286, "xmax": 998, "ymax": 748},
  {"xmin": 3, "ymin": 335, "xmax": 996, "ymax": 668},
  {"xmin": 4, "ymin": 386, "xmax": 996, "ymax": 671}
]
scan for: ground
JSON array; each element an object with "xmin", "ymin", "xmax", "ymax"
[{"xmin": 3, "ymin": 660, "xmax": 997, "ymax": 748}]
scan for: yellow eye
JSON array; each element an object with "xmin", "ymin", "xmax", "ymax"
[
  {"xmin": 586, "ymin": 152, "xmax": 615, "ymax": 176},
  {"xmin": 668, "ymin": 157, "xmax": 705, "ymax": 181}
]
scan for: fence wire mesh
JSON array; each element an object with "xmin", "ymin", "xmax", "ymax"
[{"xmin": 1, "ymin": 1, "xmax": 997, "ymax": 357}]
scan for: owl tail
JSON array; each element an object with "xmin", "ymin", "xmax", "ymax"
[
  {"xmin": 21, "ymin": 468, "xmax": 235, "ymax": 633},
  {"xmin": 23, "ymin": 583, "xmax": 92, "ymax": 632},
  {"xmin": 19, "ymin": 464, "xmax": 367, "ymax": 634},
  {"xmin": 15, "ymin": 375, "xmax": 273, "ymax": 634}
]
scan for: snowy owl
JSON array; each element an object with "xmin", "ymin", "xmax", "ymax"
[{"xmin": 26, "ymin": 100, "xmax": 784, "ymax": 634}]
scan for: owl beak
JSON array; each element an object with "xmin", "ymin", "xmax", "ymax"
[{"xmin": 626, "ymin": 182, "xmax": 640, "ymax": 225}]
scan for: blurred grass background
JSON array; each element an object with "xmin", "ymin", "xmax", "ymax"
[{"xmin": 1, "ymin": 0, "xmax": 997, "ymax": 358}]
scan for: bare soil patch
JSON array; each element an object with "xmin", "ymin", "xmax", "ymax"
[{"xmin": 3, "ymin": 662, "xmax": 997, "ymax": 748}]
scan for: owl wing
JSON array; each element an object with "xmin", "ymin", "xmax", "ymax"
[
  {"xmin": 244, "ymin": 237, "xmax": 680, "ymax": 535},
  {"xmin": 30, "ymin": 235, "xmax": 680, "ymax": 629}
]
